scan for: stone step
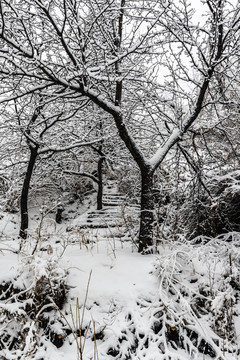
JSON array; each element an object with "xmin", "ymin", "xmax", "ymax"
[
  {"xmin": 102, "ymin": 199, "xmax": 123, "ymax": 203},
  {"xmin": 103, "ymin": 198, "xmax": 123, "ymax": 204},
  {"xmin": 67, "ymin": 180, "xmax": 140, "ymax": 233},
  {"xmin": 102, "ymin": 202, "xmax": 122, "ymax": 207},
  {"xmin": 88, "ymin": 208, "xmax": 121, "ymax": 215},
  {"xmin": 67, "ymin": 222, "xmax": 123, "ymax": 231},
  {"xmin": 88, "ymin": 213, "xmax": 122, "ymax": 219},
  {"xmin": 103, "ymin": 193, "xmax": 126, "ymax": 198}
]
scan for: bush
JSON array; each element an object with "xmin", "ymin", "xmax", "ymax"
[
  {"xmin": 0, "ymin": 254, "xmax": 67, "ymax": 359},
  {"xmin": 182, "ymin": 171, "xmax": 240, "ymax": 238}
]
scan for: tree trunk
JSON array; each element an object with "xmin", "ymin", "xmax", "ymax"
[
  {"xmin": 19, "ymin": 146, "xmax": 38, "ymax": 239},
  {"xmin": 97, "ymin": 156, "xmax": 104, "ymax": 210},
  {"xmin": 138, "ymin": 168, "xmax": 155, "ymax": 253}
]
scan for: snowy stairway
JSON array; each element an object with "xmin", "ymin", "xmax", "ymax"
[
  {"xmin": 67, "ymin": 181, "xmax": 136, "ymax": 236},
  {"xmin": 102, "ymin": 193, "xmax": 126, "ymax": 207}
]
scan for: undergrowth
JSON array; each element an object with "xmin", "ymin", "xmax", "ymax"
[
  {"xmin": 0, "ymin": 253, "xmax": 67, "ymax": 359},
  {"xmin": 0, "ymin": 232, "xmax": 240, "ymax": 359},
  {"xmin": 86, "ymin": 234, "xmax": 240, "ymax": 360},
  {"xmin": 151, "ymin": 234, "xmax": 240, "ymax": 359}
]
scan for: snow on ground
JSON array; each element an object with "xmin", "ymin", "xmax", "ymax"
[
  {"xmin": 38, "ymin": 242, "xmax": 158, "ymax": 360},
  {"xmin": 0, "ymin": 192, "xmax": 240, "ymax": 359}
]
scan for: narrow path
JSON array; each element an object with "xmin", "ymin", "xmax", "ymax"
[{"xmin": 67, "ymin": 180, "xmax": 140, "ymax": 238}]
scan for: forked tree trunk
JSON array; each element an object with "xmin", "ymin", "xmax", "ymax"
[
  {"xmin": 138, "ymin": 168, "xmax": 155, "ymax": 253},
  {"xmin": 19, "ymin": 146, "xmax": 38, "ymax": 239}
]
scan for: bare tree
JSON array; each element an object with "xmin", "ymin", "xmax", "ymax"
[
  {"xmin": 63, "ymin": 112, "xmax": 113, "ymax": 211},
  {"xmin": 0, "ymin": 0, "xmax": 239, "ymax": 252},
  {"xmin": 7, "ymin": 94, "xmax": 102, "ymax": 238}
]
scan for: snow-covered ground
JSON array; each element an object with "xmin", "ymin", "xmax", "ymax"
[{"xmin": 0, "ymin": 193, "xmax": 240, "ymax": 360}]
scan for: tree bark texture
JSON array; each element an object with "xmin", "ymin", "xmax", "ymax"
[
  {"xmin": 19, "ymin": 146, "xmax": 38, "ymax": 239},
  {"xmin": 138, "ymin": 168, "xmax": 155, "ymax": 253},
  {"xmin": 97, "ymin": 156, "xmax": 104, "ymax": 210}
]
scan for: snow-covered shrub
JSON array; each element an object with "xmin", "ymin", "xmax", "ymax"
[
  {"xmin": 2, "ymin": 182, "xmax": 21, "ymax": 214},
  {"xmin": 210, "ymin": 171, "xmax": 240, "ymax": 233},
  {"xmin": 0, "ymin": 254, "xmax": 67, "ymax": 359},
  {"xmin": 181, "ymin": 171, "xmax": 240, "ymax": 238},
  {"xmin": 152, "ymin": 235, "xmax": 240, "ymax": 359}
]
